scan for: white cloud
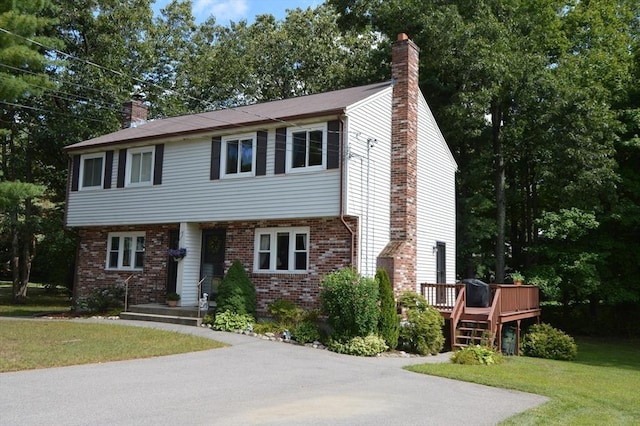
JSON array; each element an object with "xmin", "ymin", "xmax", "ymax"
[{"xmin": 193, "ymin": 0, "xmax": 249, "ymax": 22}]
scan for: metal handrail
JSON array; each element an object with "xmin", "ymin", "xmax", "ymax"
[
  {"xmin": 196, "ymin": 276, "xmax": 207, "ymax": 319},
  {"xmin": 123, "ymin": 275, "xmax": 134, "ymax": 312}
]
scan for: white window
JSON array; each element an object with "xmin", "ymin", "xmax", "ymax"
[
  {"xmin": 126, "ymin": 146, "xmax": 154, "ymax": 186},
  {"xmin": 222, "ymin": 134, "xmax": 255, "ymax": 177},
  {"xmin": 106, "ymin": 232, "xmax": 145, "ymax": 270},
  {"xmin": 79, "ymin": 153, "xmax": 104, "ymax": 189},
  {"xmin": 287, "ymin": 125, "xmax": 326, "ymax": 172},
  {"xmin": 254, "ymin": 227, "xmax": 309, "ymax": 273}
]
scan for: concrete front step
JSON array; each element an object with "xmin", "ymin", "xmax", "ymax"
[
  {"xmin": 126, "ymin": 303, "xmax": 208, "ymax": 318},
  {"xmin": 119, "ymin": 311, "xmax": 202, "ymax": 327}
]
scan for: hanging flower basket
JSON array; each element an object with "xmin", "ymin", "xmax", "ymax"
[{"xmin": 167, "ymin": 248, "xmax": 187, "ymax": 261}]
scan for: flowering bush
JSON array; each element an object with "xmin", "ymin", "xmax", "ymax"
[{"xmin": 167, "ymin": 248, "xmax": 187, "ymax": 258}]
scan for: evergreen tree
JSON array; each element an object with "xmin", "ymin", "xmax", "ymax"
[
  {"xmin": 216, "ymin": 260, "xmax": 256, "ymax": 318},
  {"xmin": 376, "ymin": 268, "xmax": 399, "ymax": 349}
]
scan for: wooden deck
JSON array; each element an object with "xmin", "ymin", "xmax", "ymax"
[{"xmin": 421, "ymin": 283, "xmax": 541, "ymax": 354}]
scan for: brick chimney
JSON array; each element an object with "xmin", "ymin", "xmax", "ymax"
[
  {"xmin": 377, "ymin": 33, "xmax": 420, "ymax": 295},
  {"xmin": 121, "ymin": 95, "xmax": 148, "ymax": 129}
]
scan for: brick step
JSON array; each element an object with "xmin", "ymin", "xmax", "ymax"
[{"xmin": 119, "ymin": 311, "xmax": 202, "ymax": 327}]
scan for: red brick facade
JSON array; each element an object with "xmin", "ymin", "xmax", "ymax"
[
  {"xmin": 377, "ymin": 33, "xmax": 420, "ymax": 295},
  {"xmin": 74, "ymin": 224, "xmax": 177, "ymax": 307},
  {"xmin": 74, "ymin": 217, "xmax": 358, "ymax": 313}
]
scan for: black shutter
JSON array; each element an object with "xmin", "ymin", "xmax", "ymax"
[
  {"xmin": 71, "ymin": 155, "xmax": 80, "ymax": 191},
  {"xmin": 210, "ymin": 136, "xmax": 221, "ymax": 180},
  {"xmin": 153, "ymin": 144, "xmax": 164, "ymax": 185},
  {"xmin": 256, "ymin": 130, "xmax": 267, "ymax": 176},
  {"xmin": 117, "ymin": 148, "xmax": 127, "ymax": 188},
  {"xmin": 103, "ymin": 151, "xmax": 113, "ymax": 189},
  {"xmin": 275, "ymin": 127, "xmax": 286, "ymax": 174},
  {"xmin": 327, "ymin": 120, "xmax": 341, "ymax": 169}
]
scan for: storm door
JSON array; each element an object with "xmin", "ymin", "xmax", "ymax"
[
  {"xmin": 200, "ymin": 229, "xmax": 226, "ymax": 303},
  {"xmin": 436, "ymin": 242, "xmax": 447, "ymax": 304}
]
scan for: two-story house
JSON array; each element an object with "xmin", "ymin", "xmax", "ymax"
[{"xmin": 64, "ymin": 34, "xmax": 457, "ymax": 312}]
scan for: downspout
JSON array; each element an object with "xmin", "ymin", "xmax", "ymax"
[{"xmin": 338, "ymin": 116, "xmax": 356, "ymax": 269}]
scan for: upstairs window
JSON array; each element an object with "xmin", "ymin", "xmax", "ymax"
[
  {"xmin": 222, "ymin": 135, "xmax": 255, "ymax": 177},
  {"xmin": 80, "ymin": 153, "xmax": 104, "ymax": 189},
  {"xmin": 254, "ymin": 227, "xmax": 309, "ymax": 273},
  {"xmin": 127, "ymin": 147, "xmax": 154, "ymax": 186},
  {"xmin": 106, "ymin": 232, "xmax": 145, "ymax": 270},
  {"xmin": 287, "ymin": 125, "xmax": 326, "ymax": 172}
]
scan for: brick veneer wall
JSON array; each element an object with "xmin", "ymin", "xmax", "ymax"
[
  {"xmin": 204, "ymin": 216, "xmax": 358, "ymax": 313},
  {"xmin": 74, "ymin": 224, "xmax": 177, "ymax": 307},
  {"xmin": 74, "ymin": 217, "xmax": 358, "ymax": 314}
]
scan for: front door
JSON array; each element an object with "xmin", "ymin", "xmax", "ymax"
[{"xmin": 200, "ymin": 229, "xmax": 226, "ymax": 303}]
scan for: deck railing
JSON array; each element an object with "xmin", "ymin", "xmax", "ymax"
[
  {"xmin": 420, "ymin": 283, "xmax": 461, "ymax": 311},
  {"xmin": 492, "ymin": 285, "xmax": 539, "ymax": 314},
  {"xmin": 421, "ymin": 283, "xmax": 539, "ymax": 315}
]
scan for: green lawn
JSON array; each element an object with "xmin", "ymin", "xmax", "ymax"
[
  {"xmin": 0, "ymin": 282, "xmax": 225, "ymax": 372},
  {"xmin": 406, "ymin": 338, "xmax": 640, "ymax": 425},
  {"xmin": 0, "ymin": 282, "xmax": 72, "ymax": 316},
  {"xmin": 0, "ymin": 320, "xmax": 225, "ymax": 372}
]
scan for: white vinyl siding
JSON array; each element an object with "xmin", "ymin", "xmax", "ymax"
[
  {"xmin": 66, "ymin": 128, "xmax": 341, "ymax": 226},
  {"xmin": 344, "ymin": 88, "xmax": 393, "ymax": 277},
  {"xmin": 175, "ymin": 222, "xmax": 202, "ymax": 306},
  {"xmin": 416, "ymin": 93, "xmax": 457, "ymax": 285}
]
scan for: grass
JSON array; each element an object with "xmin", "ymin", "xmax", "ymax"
[
  {"xmin": 0, "ymin": 282, "xmax": 72, "ymax": 317},
  {"xmin": 0, "ymin": 282, "xmax": 226, "ymax": 372},
  {"xmin": 0, "ymin": 320, "xmax": 226, "ymax": 372},
  {"xmin": 406, "ymin": 338, "xmax": 640, "ymax": 425}
]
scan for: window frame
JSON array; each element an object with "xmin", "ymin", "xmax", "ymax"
[
  {"xmin": 79, "ymin": 152, "xmax": 105, "ymax": 190},
  {"xmin": 286, "ymin": 124, "xmax": 327, "ymax": 173},
  {"xmin": 253, "ymin": 227, "xmax": 310, "ymax": 273},
  {"xmin": 221, "ymin": 133, "xmax": 256, "ymax": 178},
  {"xmin": 125, "ymin": 146, "xmax": 155, "ymax": 187},
  {"xmin": 105, "ymin": 231, "xmax": 145, "ymax": 271}
]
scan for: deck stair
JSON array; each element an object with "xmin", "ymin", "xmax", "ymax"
[
  {"xmin": 454, "ymin": 319, "xmax": 491, "ymax": 349},
  {"xmin": 119, "ymin": 304, "xmax": 208, "ymax": 327}
]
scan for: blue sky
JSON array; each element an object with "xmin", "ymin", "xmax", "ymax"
[{"xmin": 152, "ymin": 0, "xmax": 323, "ymax": 24}]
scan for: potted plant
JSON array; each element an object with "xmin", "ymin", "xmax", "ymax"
[
  {"xmin": 167, "ymin": 247, "xmax": 187, "ymax": 261},
  {"xmin": 166, "ymin": 292, "xmax": 181, "ymax": 307},
  {"xmin": 509, "ymin": 271, "xmax": 524, "ymax": 285}
]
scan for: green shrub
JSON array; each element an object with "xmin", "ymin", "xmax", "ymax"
[
  {"xmin": 212, "ymin": 310, "xmax": 254, "ymax": 332},
  {"xmin": 451, "ymin": 345, "xmax": 505, "ymax": 365},
  {"xmin": 320, "ymin": 268, "xmax": 379, "ymax": 340},
  {"xmin": 79, "ymin": 284, "xmax": 125, "ymax": 313},
  {"xmin": 202, "ymin": 314, "xmax": 215, "ymax": 326},
  {"xmin": 267, "ymin": 299, "xmax": 304, "ymax": 326},
  {"xmin": 293, "ymin": 320, "xmax": 321, "ymax": 344},
  {"xmin": 376, "ymin": 268, "xmax": 399, "ymax": 349},
  {"xmin": 397, "ymin": 292, "xmax": 444, "ymax": 355},
  {"xmin": 521, "ymin": 323, "xmax": 578, "ymax": 360},
  {"xmin": 216, "ymin": 260, "xmax": 256, "ymax": 318},
  {"xmin": 252, "ymin": 321, "xmax": 280, "ymax": 335},
  {"xmin": 327, "ymin": 334, "xmax": 388, "ymax": 356}
]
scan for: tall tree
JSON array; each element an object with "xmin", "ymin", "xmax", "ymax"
[{"xmin": 0, "ymin": 0, "xmax": 58, "ymax": 302}]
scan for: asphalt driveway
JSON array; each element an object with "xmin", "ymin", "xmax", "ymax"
[{"xmin": 0, "ymin": 319, "xmax": 547, "ymax": 425}]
